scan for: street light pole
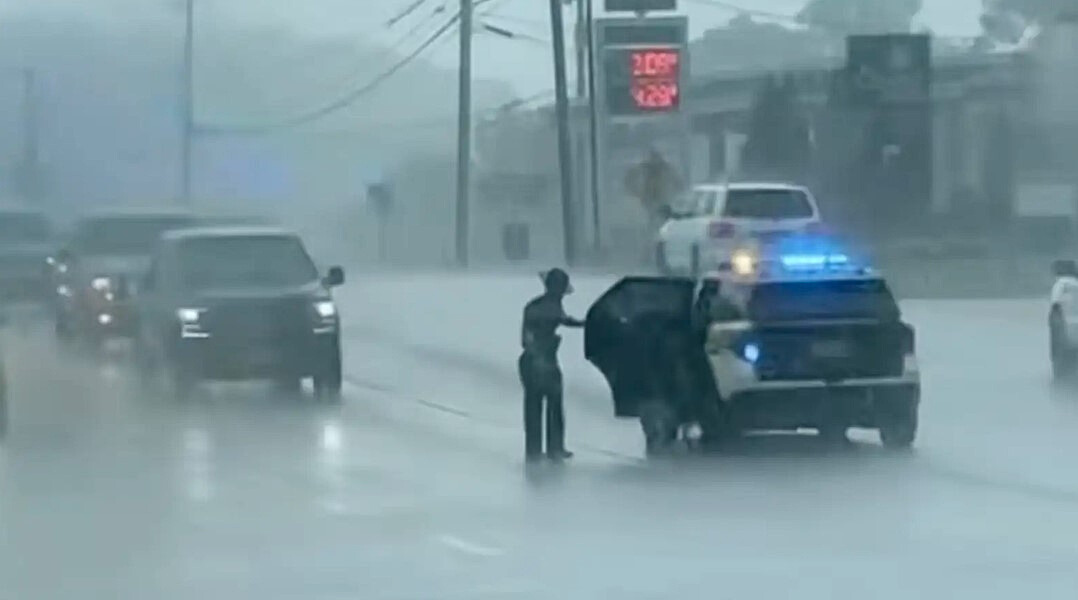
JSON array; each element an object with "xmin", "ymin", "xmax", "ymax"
[{"xmin": 180, "ymin": 0, "xmax": 194, "ymax": 205}]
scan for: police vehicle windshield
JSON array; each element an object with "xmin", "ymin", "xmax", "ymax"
[
  {"xmin": 723, "ymin": 189, "xmax": 814, "ymax": 219},
  {"xmin": 747, "ymin": 278, "xmax": 899, "ymax": 322},
  {"xmin": 74, "ymin": 216, "xmax": 196, "ymax": 256},
  {"xmin": 0, "ymin": 211, "xmax": 50, "ymax": 243},
  {"xmin": 177, "ymin": 235, "xmax": 319, "ymax": 290}
]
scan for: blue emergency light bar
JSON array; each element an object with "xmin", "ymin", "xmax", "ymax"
[{"xmin": 780, "ymin": 253, "xmax": 850, "ymax": 270}]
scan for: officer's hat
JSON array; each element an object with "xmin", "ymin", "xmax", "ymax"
[{"xmin": 539, "ymin": 268, "xmax": 573, "ymax": 294}]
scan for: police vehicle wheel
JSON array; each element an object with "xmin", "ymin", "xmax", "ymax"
[
  {"xmin": 1050, "ymin": 308, "xmax": 1076, "ymax": 381},
  {"xmin": 880, "ymin": 408, "xmax": 918, "ymax": 450}
]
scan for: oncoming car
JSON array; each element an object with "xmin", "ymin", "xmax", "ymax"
[
  {"xmin": 586, "ymin": 244, "xmax": 920, "ymax": 454},
  {"xmin": 1049, "ymin": 258, "xmax": 1078, "ymax": 380},
  {"xmin": 134, "ymin": 227, "xmax": 345, "ymax": 400},
  {"xmin": 656, "ymin": 182, "xmax": 822, "ymax": 276},
  {"xmin": 52, "ymin": 209, "xmax": 198, "ymax": 344}
]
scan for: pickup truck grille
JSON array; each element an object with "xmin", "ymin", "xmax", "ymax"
[
  {"xmin": 203, "ymin": 300, "xmax": 309, "ymax": 341},
  {"xmin": 753, "ymin": 322, "xmax": 905, "ymax": 382}
]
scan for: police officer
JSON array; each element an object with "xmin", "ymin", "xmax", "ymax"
[{"xmin": 519, "ymin": 268, "xmax": 583, "ymax": 462}]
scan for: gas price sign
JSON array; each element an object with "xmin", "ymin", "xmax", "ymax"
[{"xmin": 604, "ymin": 46, "xmax": 682, "ymax": 116}]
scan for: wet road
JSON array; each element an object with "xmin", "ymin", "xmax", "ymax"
[{"xmin": 3, "ymin": 285, "xmax": 1078, "ymax": 599}]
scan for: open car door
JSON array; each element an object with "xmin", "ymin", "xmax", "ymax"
[{"xmin": 584, "ymin": 276, "xmax": 696, "ymax": 418}]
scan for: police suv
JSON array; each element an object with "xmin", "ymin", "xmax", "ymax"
[{"xmin": 586, "ymin": 240, "xmax": 921, "ymax": 453}]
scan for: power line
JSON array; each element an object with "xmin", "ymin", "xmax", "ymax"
[
  {"xmin": 201, "ymin": 17, "xmax": 461, "ymax": 134},
  {"xmin": 201, "ymin": 0, "xmax": 500, "ymax": 135},
  {"xmin": 386, "ymin": 0, "xmax": 430, "ymax": 27},
  {"xmin": 480, "ymin": 22, "xmax": 551, "ymax": 45}
]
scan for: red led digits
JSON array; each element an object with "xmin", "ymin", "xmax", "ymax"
[
  {"xmin": 632, "ymin": 81, "xmax": 679, "ymax": 109},
  {"xmin": 631, "ymin": 49, "xmax": 679, "ymax": 78},
  {"xmin": 628, "ymin": 48, "xmax": 680, "ymax": 111}
]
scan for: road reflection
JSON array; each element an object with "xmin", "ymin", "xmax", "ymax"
[{"xmin": 180, "ymin": 426, "xmax": 214, "ymax": 503}]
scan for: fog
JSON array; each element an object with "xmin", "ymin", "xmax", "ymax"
[{"xmin": 2, "ymin": 1, "xmax": 1078, "ymax": 599}]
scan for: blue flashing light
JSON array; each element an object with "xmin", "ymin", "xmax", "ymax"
[
  {"xmin": 780, "ymin": 253, "xmax": 850, "ymax": 270},
  {"xmin": 743, "ymin": 342, "xmax": 760, "ymax": 364}
]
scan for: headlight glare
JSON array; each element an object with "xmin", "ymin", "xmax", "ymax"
[
  {"xmin": 91, "ymin": 277, "xmax": 111, "ymax": 292},
  {"xmin": 314, "ymin": 301, "xmax": 336, "ymax": 319},
  {"xmin": 177, "ymin": 308, "xmax": 204, "ymax": 324}
]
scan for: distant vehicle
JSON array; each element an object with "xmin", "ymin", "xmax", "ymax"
[
  {"xmin": 655, "ymin": 183, "xmax": 822, "ymax": 275},
  {"xmin": 51, "ymin": 208, "xmax": 199, "ymax": 344},
  {"xmin": 1049, "ymin": 258, "xmax": 1078, "ymax": 380},
  {"xmin": 586, "ymin": 240, "xmax": 920, "ymax": 454},
  {"xmin": 0, "ymin": 207, "xmax": 54, "ymax": 302},
  {"xmin": 134, "ymin": 227, "xmax": 345, "ymax": 401}
]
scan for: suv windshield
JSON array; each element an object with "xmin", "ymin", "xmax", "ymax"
[
  {"xmin": 747, "ymin": 279, "xmax": 899, "ymax": 322},
  {"xmin": 0, "ymin": 212, "xmax": 50, "ymax": 243},
  {"xmin": 74, "ymin": 216, "xmax": 195, "ymax": 255},
  {"xmin": 723, "ymin": 189, "xmax": 814, "ymax": 219},
  {"xmin": 178, "ymin": 235, "xmax": 319, "ymax": 290}
]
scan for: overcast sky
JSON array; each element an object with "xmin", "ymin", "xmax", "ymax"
[{"xmin": 3, "ymin": 0, "xmax": 985, "ymax": 97}]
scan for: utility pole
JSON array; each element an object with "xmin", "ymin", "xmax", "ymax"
[
  {"xmin": 549, "ymin": 0, "xmax": 577, "ymax": 265},
  {"xmin": 575, "ymin": 0, "xmax": 587, "ymax": 98},
  {"xmin": 584, "ymin": 0, "xmax": 602, "ymax": 252},
  {"xmin": 180, "ymin": 0, "xmax": 194, "ymax": 205},
  {"xmin": 19, "ymin": 68, "xmax": 40, "ymax": 205},
  {"xmin": 455, "ymin": 0, "xmax": 474, "ymax": 267}
]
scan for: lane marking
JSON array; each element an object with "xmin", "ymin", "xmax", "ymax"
[
  {"xmin": 415, "ymin": 398, "xmax": 471, "ymax": 418},
  {"xmin": 435, "ymin": 534, "xmax": 504, "ymax": 557}
]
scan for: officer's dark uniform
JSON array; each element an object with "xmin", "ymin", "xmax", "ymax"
[{"xmin": 519, "ymin": 269, "xmax": 583, "ymax": 461}]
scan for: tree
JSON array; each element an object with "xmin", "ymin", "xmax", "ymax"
[
  {"xmin": 798, "ymin": 0, "xmax": 923, "ymax": 34},
  {"xmin": 980, "ymin": 0, "xmax": 1078, "ymax": 43},
  {"xmin": 691, "ymin": 15, "xmax": 833, "ymax": 76},
  {"xmin": 741, "ymin": 75, "xmax": 812, "ymax": 181}
]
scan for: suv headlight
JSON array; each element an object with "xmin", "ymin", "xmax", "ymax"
[
  {"xmin": 177, "ymin": 308, "xmax": 204, "ymax": 324},
  {"xmin": 91, "ymin": 277, "xmax": 111, "ymax": 292},
  {"xmin": 314, "ymin": 301, "xmax": 336, "ymax": 319},
  {"xmin": 177, "ymin": 308, "xmax": 209, "ymax": 338}
]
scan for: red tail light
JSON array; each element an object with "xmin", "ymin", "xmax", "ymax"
[{"xmin": 708, "ymin": 221, "xmax": 736, "ymax": 238}]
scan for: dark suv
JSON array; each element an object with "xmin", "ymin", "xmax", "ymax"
[{"xmin": 134, "ymin": 227, "xmax": 345, "ymax": 400}]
